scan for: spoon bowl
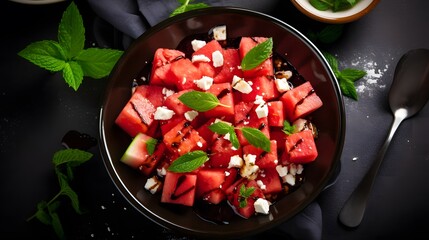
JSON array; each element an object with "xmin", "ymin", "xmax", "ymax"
[{"xmin": 338, "ymin": 48, "xmax": 429, "ymax": 228}]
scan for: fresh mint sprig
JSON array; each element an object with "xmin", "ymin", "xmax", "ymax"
[
  {"xmin": 18, "ymin": 2, "xmax": 123, "ymax": 91},
  {"xmin": 241, "ymin": 38, "xmax": 273, "ymax": 71},
  {"xmin": 208, "ymin": 121, "xmax": 271, "ymax": 152},
  {"xmin": 178, "ymin": 90, "xmax": 230, "ymax": 112},
  {"xmin": 324, "ymin": 52, "xmax": 366, "ymax": 100},
  {"xmin": 239, "ymin": 184, "xmax": 255, "ymax": 208},
  {"xmin": 146, "ymin": 138, "xmax": 158, "ymax": 155},
  {"xmin": 27, "ymin": 148, "xmax": 93, "ymax": 239},
  {"xmin": 170, "ymin": 0, "xmax": 210, "ymax": 17},
  {"xmin": 282, "ymin": 120, "xmax": 296, "ymax": 136},
  {"xmin": 168, "ymin": 150, "xmax": 209, "ymax": 173}
]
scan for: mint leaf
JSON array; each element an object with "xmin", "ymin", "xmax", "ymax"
[
  {"xmin": 57, "ymin": 170, "xmax": 82, "ymax": 214},
  {"xmin": 208, "ymin": 121, "xmax": 234, "ymax": 135},
  {"xmin": 282, "ymin": 120, "xmax": 296, "ymax": 135},
  {"xmin": 48, "ymin": 210, "xmax": 65, "ymax": 240},
  {"xmin": 241, "ymin": 127, "xmax": 271, "ymax": 152},
  {"xmin": 168, "ymin": 150, "xmax": 208, "ymax": 173},
  {"xmin": 323, "ymin": 51, "xmax": 339, "ymax": 73},
  {"xmin": 63, "ymin": 61, "xmax": 84, "ymax": 91},
  {"xmin": 241, "ymin": 38, "xmax": 273, "ymax": 71},
  {"xmin": 58, "ymin": 1, "xmax": 84, "ymax": 59},
  {"xmin": 208, "ymin": 121, "xmax": 240, "ymax": 149},
  {"xmin": 52, "ymin": 149, "xmax": 93, "ymax": 167},
  {"xmin": 76, "ymin": 48, "xmax": 123, "ymax": 79},
  {"xmin": 311, "ymin": 25, "xmax": 344, "ymax": 44},
  {"xmin": 310, "ymin": 0, "xmax": 333, "ymax": 11},
  {"xmin": 179, "ymin": 90, "xmax": 227, "ymax": 112},
  {"xmin": 170, "ymin": 0, "xmax": 209, "ymax": 17},
  {"xmin": 337, "ymin": 72, "xmax": 359, "ymax": 100},
  {"xmin": 35, "ymin": 201, "xmax": 52, "ymax": 225},
  {"xmin": 340, "ymin": 68, "xmax": 366, "ymax": 82},
  {"xmin": 146, "ymin": 138, "xmax": 158, "ymax": 155},
  {"xmin": 18, "ymin": 40, "xmax": 66, "ymax": 72},
  {"xmin": 239, "ymin": 184, "xmax": 255, "ymax": 208}
]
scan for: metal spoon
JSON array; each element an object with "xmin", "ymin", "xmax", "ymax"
[{"xmin": 338, "ymin": 48, "xmax": 429, "ymax": 228}]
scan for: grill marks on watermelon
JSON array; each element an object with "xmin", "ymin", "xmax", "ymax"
[
  {"xmin": 150, "ymin": 48, "xmax": 185, "ymax": 87},
  {"xmin": 161, "ymin": 172, "xmax": 197, "ymax": 206},
  {"xmin": 285, "ymin": 130, "xmax": 318, "ymax": 164},
  {"xmin": 163, "ymin": 120, "xmax": 207, "ymax": 155},
  {"xmin": 234, "ymin": 101, "xmax": 270, "ymax": 146}
]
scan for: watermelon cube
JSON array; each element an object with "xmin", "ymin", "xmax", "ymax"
[
  {"xmin": 161, "ymin": 172, "xmax": 197, "ymax": 206},
  {"xmin": 240, "ymin": 76, "xmax": 279, "ymax": 102},
  {"xmin": 163, "ymin": 89, "xmax": 192, "ymax": 115},
  {"xmin": 267, "ymin": 101, "xmax": 285, "ymax": 127},
  {"xmin": 234, "ymin": 101, "xmax": 270, "ymax": 146},
  {"xmin": 120, "ymin": 133, "xmax": 153, "ymax": 169},
  {"xmin": 242, "ymin": 140, "xmax": 278, "ymax": 169},
  {"xmin": 256, "ymin": 168, "xmax": 282, "ymax": 195},
  {"xmin": 213, "ymin": 48, "xmax": 243, "ymax": 83},
  {"xmin": 226, "ymin": 179, "xmax": 265, "ymax": 219},
  {"xmin": 281, "ymin": 81, "xmax": 323, "ymax": 122},
  {"xmin": 285, "ymin": 130, "xmax": 318, "ymax": 163},
  {"xmin": 150, "ymin": 48, "xmax": 185, "ymax": 88},
  {"xmin": 139, "ymin": 142, "xmax": 166, "ymax": 176},
  {"xmin": 196, "ymin": 168, "xmax": 227, "ymax": 204},
  {"xmin": 166, "ymin": 58, "xmax": 202, "ymax": 90},
  {"xmin": 208, "ymin": 136, "xmax": 243, "ymax": 168},
  {"xmin": 163, "ymin": 119, "xmax": 207, "ymax": 155}
]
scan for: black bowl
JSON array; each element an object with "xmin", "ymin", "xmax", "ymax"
[{"xmin": 99, "ymin": 7, "xmax": 345, "ymax": 239}]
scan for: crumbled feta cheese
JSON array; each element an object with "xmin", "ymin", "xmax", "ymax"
[
  {"xmin": 232, "ymin": 75, "xmax": 253, "ymax": 94},
  {"xmin": 182, "ymin": 77, "xmax": 187, "ymax": 85},
  {"xmin": 284, "ymin": 174, "xmax": 296, "ymax": 186},
  {"xmin": 191, "ymin": 39, "xmax": 206, "ymax": 51},
  {"xmin": 241, "ymin": 154, "xmax": 259, "ymax": 180},
  {"xmin": 254, "ymin": 95, "xmax": 265, "ymax": 105},
  {"xmin": 223, "ymin": 132, "xmax": 231, "ymax": 141},
  {"xmin": 225, "ymin": 171, "xmax": 230, "ymax": 176},
  {"xmin": 194, "ymin": 76, "xmax": 213, "ymax": 90},
  {"xmin": 162, "ymin": 88, "xmax": 175, "ymax": 99},
  {"xmin": 256, "ymin": 180, "xmax": 266, "ymax": 190},
  {"xmin": 184, "ymin": 110, "xmax": 198, "ymax": 121},
  {"xmin": 228, "ymin": 155, "xmax": 243, "ymax": 168},
  {"xmin": 154, "ymin": 106, "xmax": 175, "ymax": 120},
  {"xmin": 197, "ymin": 141, "xmax": 203, "ymax": 148},
  {"xmin": 144, "ymin": 176, "xmax": 161, "ymax": 194},
  {"xmin": 212, "ymin": 50, "xmax": 224, "ymax": 67},
  {"xmin": 275, "ymin": 77, "xmax": 291, "ymax": 93},
  {"xmin": 254, "ymin": 198, "xmax": 271, "ymax": 214},
  {"xmin": 255, "ymin": 103, "xmax": 268, "ymax": 118},
  {"xmin": 276, "ymin": 165, "xmax": 288, "ymax": 177},
  {"xmin": 289, "ymin": 163, "xmax": 297, "ymax": 175},
  {"xmin": 212, "ymin": 25, "xmax": 227, "ymax": 41},
  {"xmin": 192, "ymin": 54, "xmax": 211, "ymax": 63},
  {"xmin": 157, "ymin": 167, "xmax": 167, "ymax": 177}
]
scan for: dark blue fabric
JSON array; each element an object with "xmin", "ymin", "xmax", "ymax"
[{"xmin": 87, "ymin": 1, "xmax": 330, "ymax": 239}]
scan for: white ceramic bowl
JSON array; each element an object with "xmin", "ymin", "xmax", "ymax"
[{"xmin": 291, "ymin": 0, "xmax": 380, "ymax": 24}]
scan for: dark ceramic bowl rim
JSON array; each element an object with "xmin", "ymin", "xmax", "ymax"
[{"xmin": 99, "ymin": 6, "xmax": 345, "ymax": 239}]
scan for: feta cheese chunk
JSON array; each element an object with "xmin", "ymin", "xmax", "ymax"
[
  {"xmin": 255, "ymin": 102, "xmax": 268, "ymax": 118},
  {"xmin": 184, "ymin": 110, "xmax": 199, "ymax": 121},
  {"xmin": 191, "ymin": 39, "xmax": 206, "ymax": 51},
  {"xmin": 192, "ymin": 54, "xmax": 211, "ymax": 63},
  {"xmin": 228, "ymin": 155, "xmax": 243, "ymax": 168},
  {"xmin": 144, "ymin": 176, "xmax": 162, "ymax": 194},
  {"xmin": 154, "ymin": 106, "xmax": 175, "ymax": 120},
  {"xmin": 162, "ymin": 87, "xmax": 175, "ymax": 99},
  {"xmin": 256, "ymin": 180, "xmax": 267, "ymax": 190},
  {"xmin": 254, "ymin": 95, "xmax": 265, "ymax": 105},
  {"xmin": 240, "ymin": 154, "xmax": 259, "ymax": 180},
  {"xmin": 275, "ymin": 77, "xmax": 291, "ymax": 93},
  {"xmin": 276, "ymin": 165, "xmax": 288, "ymax": 177},
  {"xmin": 232, "ymin": 75, "xmax": 253, "ymax": 94},
  {"xmin": 194, "ymin": 76, "xmax": 213, "ymax": 90},
  {"xmin": 254, "ymin": 198, "xmax": 271, "ymax": 214},
  {"xmin": 212, "ymin": 25, "xmax": 227, "ymax": 41},
  {"xmin": 212, "ymin": 50, "xmax": 224, "ymax": 67}
]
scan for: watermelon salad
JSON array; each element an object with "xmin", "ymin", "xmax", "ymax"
[{"xmin": 114, "ymin": 25, "xmax": 323, "ymax": 219}]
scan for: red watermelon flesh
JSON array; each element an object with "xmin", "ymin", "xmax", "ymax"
[
  {"xmin": 161, "ymin": 172, "xmax": 197, "ymax": 206},
  {"xmin": 239, "ymin": 37, "xmax": 274, "ymax": 78},
  {"xmin": 285, "ymin": 130, "xmax": 318, "ymax": 163}
]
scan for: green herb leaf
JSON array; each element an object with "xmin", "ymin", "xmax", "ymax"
[
  {"xmin": 282, "ymin": 120, "xmax": 296, "ymax": 135},
  {"xmin": 239, "ymin": 184, "xmax": 255, "ymax": 208},
  {"xmin": 208, "ymin": 121, "xmax": 240, "ymax": 149},
  {"xmin": 62, "ymin": 61, "xmax": 84, "ymax": 91},
  {"xmin": 146, "ymin": 138, "xmax": 158, "ymax": 155},
  {"xmin": 58, "ymin": 1, "xmax": 85, "ymax": 59},
  {"xmin": 170, "ymin": 0, "xmax": 209, "ymax": 17},
  {"xmin": 52, "ymin": 149, "xmax": 93, "ymax": 167},
  {"xmin": 208, "ymin": 121, "xmax": 234, "ymax": 135},
  {"xmin": 35, "ymin": 201, "xmax": 52, "ymax": 225},
  {"xmin": 337, "ymin": 71, "xmax": 359, "ymax": 100},
  {"xmin": 75, "ymin": 48, "xmax": 123, "ymax": 78},
  {"xmin": 340, "ymin": 68, "xmax": 367, "ymax": 82},
  {"xmin": 241, "ymin": 38, "xmax": 273, "ymax": 71},
  {"xmin": 241, "ymin": 127, "xmax": 271, "ymax": 152},
  {"xmin": 168, "ymin": 150, "xmax": 208, "ymax": 173},
  {"xmin": 310, "ymin": 0, "xmax": 333, "ymax": 11},
  {"xmin": 48, "ymin": 210, "xmax": 65, "ymax": 240},
  {"xmin": 18, "ymin": 40, "xmax": 66, "ymax": 72},
  {"xmin": 309, "ymin": 24, "xmax": 344, "ymax": 44},
  {"xmin": 57, "ymin": 171, "xmax": 82, "ymax": 214},
  {"xmin": 179, "ymin": 90, "xmax": 225, "ymax": 112},
  {"xmin": 323, "ymin": 51, "xmax": 339, "ymax": 73}
]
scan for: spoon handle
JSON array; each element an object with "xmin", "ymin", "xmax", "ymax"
[{"xmin": 338, "ymin": 108, "xmax": 408, "ymax": 228}]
